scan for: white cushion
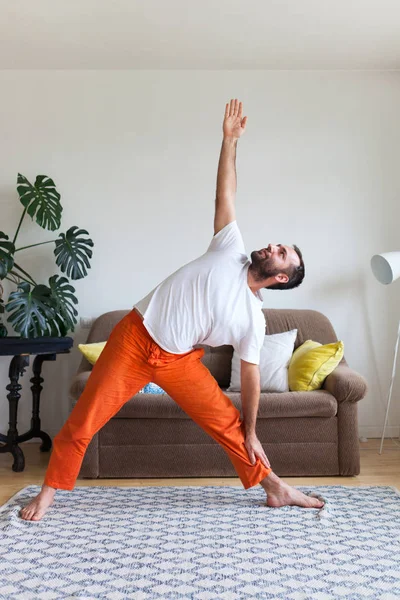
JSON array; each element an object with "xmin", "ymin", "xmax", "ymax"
[{"xmin": 227, "ymin": 329, "xmax": 298, "ymax": 392}]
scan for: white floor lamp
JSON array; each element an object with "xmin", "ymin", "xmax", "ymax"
[{"xmin": 370, "ymin": 251, "xmax": 400, "ymax": 454}]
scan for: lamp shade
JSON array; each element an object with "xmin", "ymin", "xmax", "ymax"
[{"xmin": 370, "ymin": 251, "xmax": 400, "ymax": 285}]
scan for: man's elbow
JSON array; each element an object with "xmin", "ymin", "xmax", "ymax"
[{"xmin": 240, "ymin": 360, "xmax": 260, "ymax": 386}]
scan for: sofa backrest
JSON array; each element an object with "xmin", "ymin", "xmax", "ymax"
[
  {"xmin": 77, "ymin": 308, "xmax": 346, "ymax": 388},
  {"xmin": 197, "ymin": 308, "xmax": 345, "ymax": 387}
]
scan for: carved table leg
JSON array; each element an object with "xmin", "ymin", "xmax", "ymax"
[
  {"xmin": 0, "ymin": 354, "xmax": 30, "ymax": 472},
  {"xmin": 17, "ymin": 353, "xmax": 56, "ymax": 452}
]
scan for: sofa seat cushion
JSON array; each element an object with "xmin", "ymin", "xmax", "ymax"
[{"xmin": 70, "ymin": 373, "xmax": 337, "ymax": 419}]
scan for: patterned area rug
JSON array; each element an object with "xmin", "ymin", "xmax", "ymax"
[{"xmin": 1, "ymin": 485, "xmax": 400, "ymax": 600}]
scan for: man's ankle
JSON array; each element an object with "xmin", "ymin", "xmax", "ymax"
[
  {"xmin": 41, "ymin": 484, "xmax": 56, "ymax": 494},
  {"xmin": 259, "ymin": 470, "xmax": 282, "ymax": 492}
]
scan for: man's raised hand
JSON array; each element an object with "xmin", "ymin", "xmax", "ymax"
[{"xmin": 223, "ymin": 99, "xmax": 248, "ymax": 139}]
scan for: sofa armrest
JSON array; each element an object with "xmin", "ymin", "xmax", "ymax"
[
  {"xmin": 322, "ymin": 365, "xmax": 368, "ymax": 404},
  {"xmin": 69, "ymin": 370, "xmax": 92, "ymax": 408}
]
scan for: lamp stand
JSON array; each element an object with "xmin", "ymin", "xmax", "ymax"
[{"xmin": 379, "ymin": 319, "xmax": 400, "ymax": 454}]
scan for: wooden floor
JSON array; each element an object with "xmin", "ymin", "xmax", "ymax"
[{"xmin": 1, "ymin": 438, "xmax": 399, "ymax": 506}]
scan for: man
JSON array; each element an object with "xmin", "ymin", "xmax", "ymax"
[{"xmin": 20, "ymin": 99, "xmax": 324, "ymax": 521}]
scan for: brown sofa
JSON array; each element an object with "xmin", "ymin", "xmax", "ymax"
[{"xmin": 69, "ymin": 308, "xmax": 368, "ymax": 481}]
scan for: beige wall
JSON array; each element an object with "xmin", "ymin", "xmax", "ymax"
[{"xmin": 0, "ymin": 70, "xmax": 399, "ymax": 441}]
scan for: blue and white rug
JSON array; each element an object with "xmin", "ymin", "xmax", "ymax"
[{"xmin": 0, "ymin": 485, "xmax": 400, "ymax": 599}]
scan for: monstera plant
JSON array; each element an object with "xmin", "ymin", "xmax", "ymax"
[{"xmin": 0, "ymin": 173, "xmax": 94, "ymax": 339}]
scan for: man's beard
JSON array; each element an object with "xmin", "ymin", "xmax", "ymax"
[{"xmin": 249, "ymin": 250, "xmax": 282, "ymax": 283}]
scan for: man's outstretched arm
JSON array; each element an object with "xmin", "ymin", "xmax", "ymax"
[{"xmin": 214, "ymin": 99, "xmax": 248, "ymax": 235}]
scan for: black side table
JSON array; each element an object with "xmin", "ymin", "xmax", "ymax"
[{"xmin": 0, "ymin": 336, "xmax": 73, "ymax": 472}]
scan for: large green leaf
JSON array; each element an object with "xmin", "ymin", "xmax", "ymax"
[
  {"xmin": 54, "ymin": 226, "xmax": 94, "ymax": 280},
  {"xmin": 5, "ymin": 281, "xmax": 57, "ymax": 338},
  {"xmin": 48, "ymin": 274, "xmax": 78, "ymax": 335},
  {"xmin": 0, "ymin": 232, "xmax": 15, "ymax": 279},
  {"xmin": 17, "ymin": 173, "xmax": 62, "ymax": 231}
]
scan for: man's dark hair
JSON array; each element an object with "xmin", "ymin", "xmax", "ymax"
[{"xmin": 265, "ymin": 244, "xmax": 305, "ymax": 290}]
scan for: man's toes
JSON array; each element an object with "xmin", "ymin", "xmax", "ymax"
[
  {"xmin": 311, "ymin": 498, "xmax": 324, "ymax": 508},
  {"xmin": 20, "ymin": 504, "xmax": 37, "ymax": 520},
  {"xmin": 31, "ymin": 506, "xmax": 48, "ymax": 521}
]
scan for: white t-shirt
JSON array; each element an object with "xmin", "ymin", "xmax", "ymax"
[{"xmin": 133, "ymin": 220, "xmax": 266, "ymax": 364}]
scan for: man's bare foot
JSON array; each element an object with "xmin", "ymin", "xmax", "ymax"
[
  {"xmin": 260, "ymin": 471, "xmax": 325, "ymax": 509},
  {"xmin": 19, "ymin": 485, "xmax": 56, "ymax": 521}
]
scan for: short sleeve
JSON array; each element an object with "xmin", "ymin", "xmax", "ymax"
[
  {"xmin": 237, "ymin": 314, "xmax": 266, "ymax": 365},
  {"xmin": 206, "ymin": 220, "xmax": 246, "ymax": 254}
]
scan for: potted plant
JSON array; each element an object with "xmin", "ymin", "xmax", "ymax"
[{"xmin": 0, "ymin": 173, "xmax": 94, "ymax": 338}]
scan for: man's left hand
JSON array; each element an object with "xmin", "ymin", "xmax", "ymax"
[
  {"xmin": 223, "ymin": 99, "xmax": 247, "ymax": 139},
  {"xmin": 244, "ymin": 432, "xmax": 271, "ymax": 469}
]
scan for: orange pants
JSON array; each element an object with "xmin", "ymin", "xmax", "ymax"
[{"xmin": 44, "ymin": 308, "xmax": 272, "ymax": 491}]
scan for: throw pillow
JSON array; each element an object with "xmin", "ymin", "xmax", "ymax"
[
  {"xmin": 288, "ymin": 339, "xmax": 344, "ymax": 392},
  {"xmin": 138, "ymin": 382, "xmax": 166, "ymax": 394},
  {"xmin": 227, "ymin": 329, "xmax": 298, "ymax": 392},
  {"xmin": 78, "ymin": 342, "xmax": 166, "ymax": 394},
  {"xmin": 78, "ymin": 341, "xmax": 107, "ymax": 365}
]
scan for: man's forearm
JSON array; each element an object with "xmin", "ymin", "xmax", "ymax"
[
  {"xmin": 215, "ymin": 136, "xmax": 238, "ymax": 204},
  {"xmin": 241, "ymin": 379, "xmax": 261, "ymax": 435}
]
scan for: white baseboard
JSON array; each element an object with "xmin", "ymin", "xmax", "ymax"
[{"xmin": 358, "ymin": 425, "xmax": 400, "ymax": 439}]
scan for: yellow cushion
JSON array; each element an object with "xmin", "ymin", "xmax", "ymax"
[
  {"xmin": 288, "ymin": 339, "xmax": 344, "ymax": 392},
  {"xmin": 78, "ymin": 341, "xmax": 107, "ymax": 365}
]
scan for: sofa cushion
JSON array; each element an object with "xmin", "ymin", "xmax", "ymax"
[
  {"xmin": 288, "ymin": 339, "xmax": 344, "ymax": 391},
  {"xmin": 195, "ymin": 344, "xmax": 234, "ymax": 388},
  {"xmin": 227, "ymin": 329, "xmax": 298, "ymax": 392},
  {"xmin": 70, "ymin": 372, "xmax": 337, "ymax": 419}
]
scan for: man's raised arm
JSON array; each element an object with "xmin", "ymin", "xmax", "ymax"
[{"xmin": 214, "ymin": 99, "xmax": 248, "ymax": 236}]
